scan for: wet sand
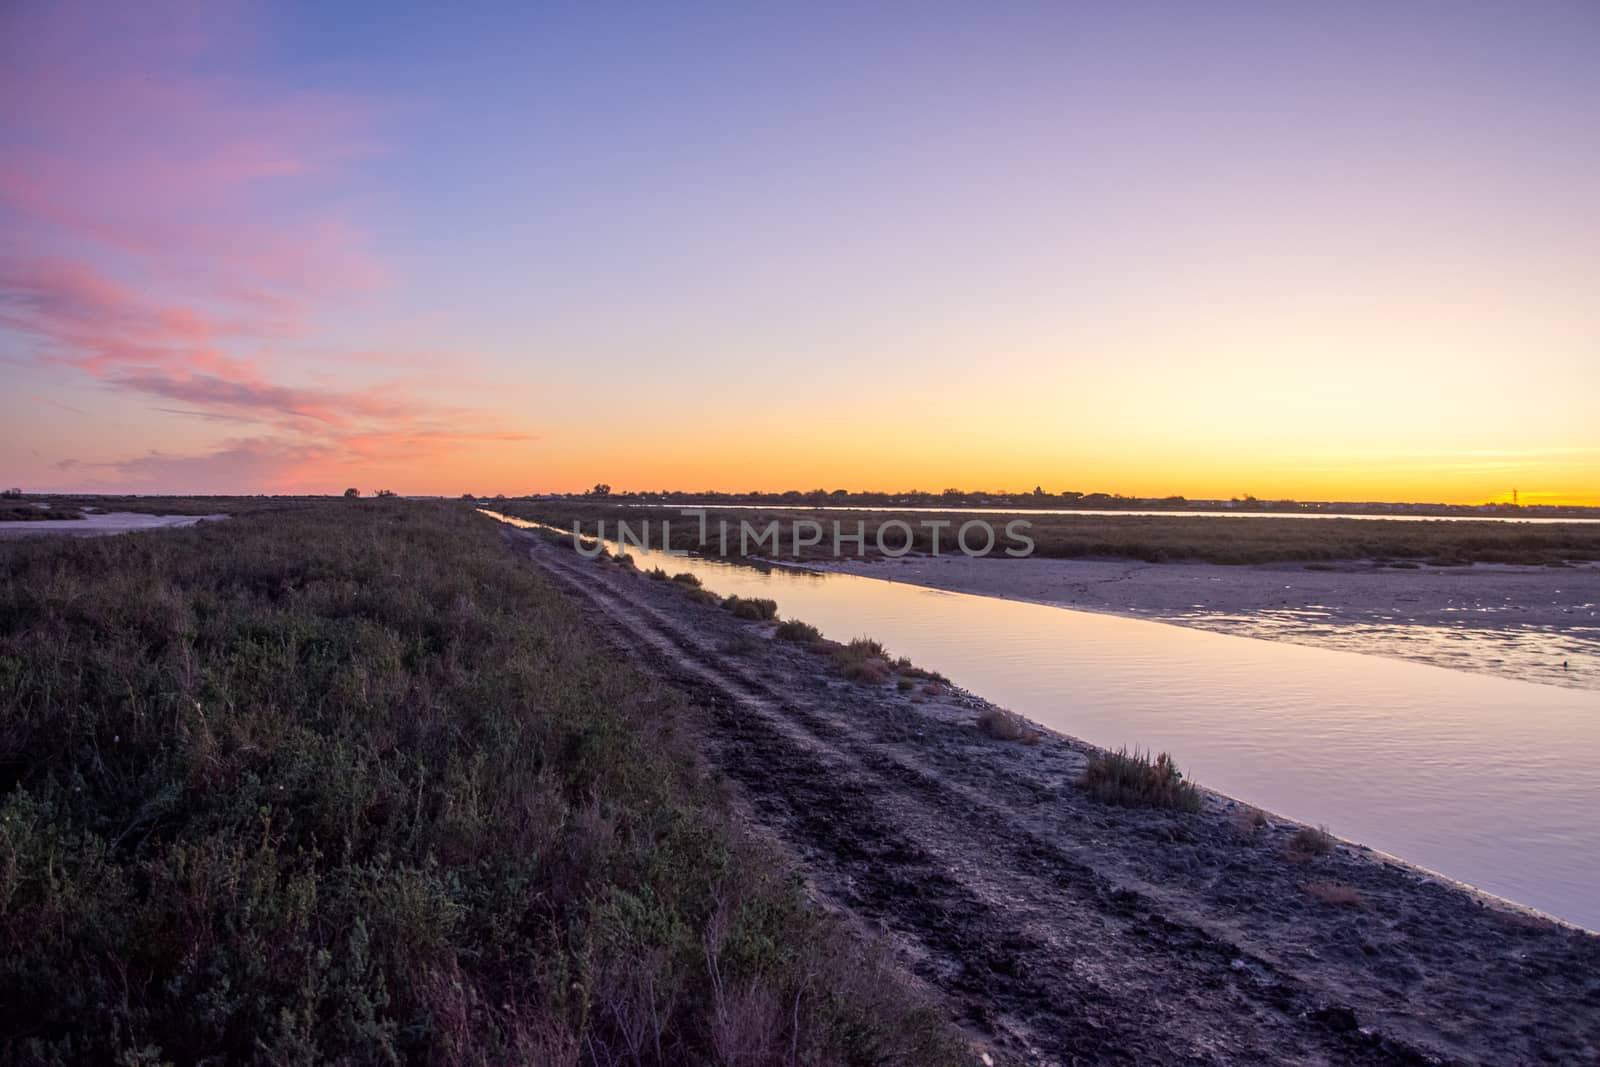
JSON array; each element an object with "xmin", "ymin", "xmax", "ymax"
[
  {"xmin": 0, "ymin": 512, "xmax": 228, "ymax": 538},
  {"xmin": 800, "ymin": 555, "xmax": 1600, "ymax": 690}
]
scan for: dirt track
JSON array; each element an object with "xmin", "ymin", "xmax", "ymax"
[{"xmin": 503, "ymin": 524, "xmax": 1600, "ymax": 1066}]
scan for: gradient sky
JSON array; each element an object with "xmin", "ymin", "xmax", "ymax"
[{"xmin": 2, "ymin": 2, "xmax": 1596, "ymax": 502}]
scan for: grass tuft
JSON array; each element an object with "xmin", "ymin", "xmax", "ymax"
[
  {"xmin": 976, "ymin": 707, "xmax": 1042, "ymax": 744},
  {"xmin": 1081, "ymin": 748, "xmax": 1203, "ymax": 812},
  {"xmin": 1287, "ymin": 824, "xmax": 1337, "ymax": 860},
  {"xmin": 775, "ymin": 619, "xmax": 822, "ymax": 644},
  {"xmin": 721, "ymin": 595, "xmax": 778, "ymax": 621}
]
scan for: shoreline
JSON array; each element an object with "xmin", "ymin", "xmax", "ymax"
[
  {"xmin": 793, "ymin": 553, "xmax": 1600, "ymax": 690},
  {"xmin": 503, "ymin": 519, "xmax": 1600, "ymax": 1063}
]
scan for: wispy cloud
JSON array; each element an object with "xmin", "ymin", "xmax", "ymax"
[{"xmin": 0, "ymin": 1, "xmax": 530, "ymax": 491}]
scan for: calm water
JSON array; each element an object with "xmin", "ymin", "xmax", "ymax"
[{"xmin": 488, "ymin": 513, "xmax": 1600, "ymax": 929}]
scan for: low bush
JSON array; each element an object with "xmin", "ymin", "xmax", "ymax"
[
  {"xmin": 976, "ymin": 707, "xmax": 1041, "ymax": 744},
  {"xmin": 775, "ymin": 619, "xmax": 823, "ymax": 644},
  {"xmin": 1288, "ymin": 824, "xmax": 1337, "ymax": 859},
  {"xmin": 1081, "ymin": 749, "xmax": 1203, "ymax": 812},
  {"xmin": 830, "ymin": 638, "xmax": 892, "ymax": 685},
  {"xmin": 721, "ymin": 595, "xmax": 778, "ymax": 621}
]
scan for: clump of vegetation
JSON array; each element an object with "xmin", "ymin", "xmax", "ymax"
[
  {"xmin": 613, "ymin": 550, "xmax": 636, "ymax": 568},
  {"xmin": 721, "ymin": 595, "xmax": 778, "ymax": 621},
  {"xmin": 0, "ymin": 502, "xmax": 965, "ymax": 1064},
  {"xmin": 775, "ymin": 619, "xmax": 823, "ymax": 644},
  {"xmin": 646, "ymin": 566, "xmax": 669, "ymax": 580},
  {"xmin": 825, "ymin": 638, "xmax": 892, "ymax": 685},
  {"xmin": 1288, "ymin": 824, "xmax": 1337, "ymax": 860},
  {"xmin": 1303, "ymin": 880, "xmax": 1362, "ymax": 906},
  {"xmin": 0, "ymin": 501, "xmax": 86, "ymax": 522},
  {"xmin": 670, "ymin": 571, "xmax": 701, "ymax": 587},
  {"xmin": 897, "ymin": 676, "xmax": 916, "ymax": 692},
  {"xmin": 1081, "ymin": 749, "xmax": 1203, "ymax": 812},
  {"xmin": 1237, "ymin": 805, "xmax": 1270, "ymax": 831},
  {"xmin": 976, "ymin": 707, "xmax": 1042, "ymax": 744}
]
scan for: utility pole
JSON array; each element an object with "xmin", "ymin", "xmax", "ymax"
[{"xmin": 1513, "ymin": 489, "xmax": 1518, "ymax": 506}]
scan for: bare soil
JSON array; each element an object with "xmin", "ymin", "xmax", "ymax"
[{"xmin": 503, "ymin": 525, "xmax": 1600, "ymax": 1067}]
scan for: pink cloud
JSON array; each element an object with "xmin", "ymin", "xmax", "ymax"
[{"xmin": 0, "ymin": 1, "xmax": 532, "ymax": 490}]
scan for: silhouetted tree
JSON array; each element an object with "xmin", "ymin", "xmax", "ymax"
[
  {"xmin": 375, "ymin": 489, "xmax": 396, "ymax": 498},
  {"xmin": 590, "ymin": 483, "xmax": 611, "ymax": 497},
  {"xmin": 343, "ymin": 488, "xmax": 359, "ymax": 498},
  {"xmin": 461, "ymin": 493, "xmax": 476, "ymax": 500}
]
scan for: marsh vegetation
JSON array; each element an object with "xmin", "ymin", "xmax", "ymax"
[{"xmin": 0, "ymin": 501, "xmax": 961, "ymax": 1064}]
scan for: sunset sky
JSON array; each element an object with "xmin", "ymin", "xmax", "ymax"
[{"xmin": 2, "ymin": 2, "xmax": 1596, "ymax": 503}]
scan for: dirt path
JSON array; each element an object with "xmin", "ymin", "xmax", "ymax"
[{"xmin": 503, "ymin": 525, "xmax": 1600, "ymax": 1066}]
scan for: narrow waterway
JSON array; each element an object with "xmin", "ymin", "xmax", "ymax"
[{"xmin": 488, "ymin": 512, "xmax": 1600, "ymax": 929}]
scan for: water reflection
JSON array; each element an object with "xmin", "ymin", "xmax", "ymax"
[{"xmin": 486, "ymin": 511, "xmax": 1600, "ymax": 929}]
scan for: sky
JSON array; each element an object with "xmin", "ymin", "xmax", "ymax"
[{"xmin": 2, "ymin": 1, "xmax": 1596, "ymax": 503}]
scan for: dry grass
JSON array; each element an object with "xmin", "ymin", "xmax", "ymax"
[
  {"xmin": 975, "ymin": 707, "xmax": 1042, "ymax": 744},
  {"xmin": 1288, "ymin": 824, "xmax": 1337, "ymax": 860},
  {"xmin": 1081, "ymin": 749, "xmax": 1203, "ymax": 812},
  {"xmin": 775, "ymin": 619, "xmax": 823, "ymax": 644},
  {"xmin": 1236, "ymin": 805, "xmax": 1271, "ymax": 832},
  {"xmin": 1303, "ymin": 880, "xmax": 1363, "ymax": 907},
  {"xmin": 825, "ymin": 638, "xmax": 893, "ymax": 685},
  {"xmin": 721, "ymin": 595, "xmax": 779, "ymax": 621}
]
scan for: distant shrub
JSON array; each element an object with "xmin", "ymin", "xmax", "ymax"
[
  {"xmin": 976, "ymin": 707, "xmax": 1041, "ymax": 744},
  {"xmin": 1288, "ymin": 824, "xmax": 1336, "ymax": 859},
  {"xmin": 671, "ymin": 572, "xmax": 702, "ymax": 588},
  {"xmin": 613, "ymin": 551, "xmax": 635, "ymax": 568},
  {"xmin": 722, "ymin": 595, "xmax": 778, "ymax": 620},
  {"xmin": 1081, "ymin": 749, "xmax": 1202, "ymax": 812},
  {"xmin": 646, "ymin": 566, "xmax": 669, "ymax": 580},
  {"xmin": 828, "ymin": 638, "xmax": 893, "ymax": 684},
  {"xmin": 776, "ymin": 619, "xmax": 822, "ymax": 644}
]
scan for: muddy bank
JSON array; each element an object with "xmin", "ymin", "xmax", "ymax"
[
  {"xmin": 797, "ymin": 554, "xmax": 1600, "ymax": 690},
  {"xmin": 500, "ymin": 522, "xmax": 1600, "ymax": 1066}
]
